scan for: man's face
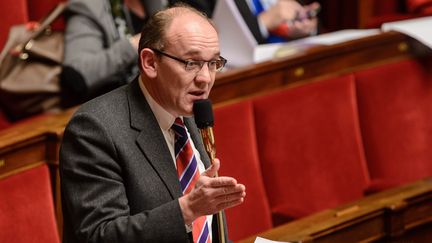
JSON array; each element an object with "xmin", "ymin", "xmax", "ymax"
[{"xmin": 151, "ymin": 13, "xmax": 220, "ymax": 117}]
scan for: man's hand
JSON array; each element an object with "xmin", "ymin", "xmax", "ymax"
[
  {"xmin": 259, "ymin": 0, "xmax": 304, "ymax": 30},
  {"xmin": 287, "ymin": 16, "xmax": 318, "ymax": 38},
  {"xmin": 288, "ymin": 2, "xmax": 320, "ymax": 38},
  {"xmin": 259, "ymin": 0, "xmax": 320, "ymax": 38},
  {"xmin": 178, "ymin": 159, "xmax": 246, "ymax": 225}
]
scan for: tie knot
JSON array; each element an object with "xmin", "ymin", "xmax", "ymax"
[
  {"xmin": 174, "ymin": 117, "xmax": 184, "ymax": 126},
  {"xmin": 172, "ymin": 118, "xmax": 187, "ymax": 138}
]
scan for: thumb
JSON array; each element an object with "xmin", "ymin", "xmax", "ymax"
[{"xmin": 202, "ymin": 158, "xmax": 220, "ymax": 177}]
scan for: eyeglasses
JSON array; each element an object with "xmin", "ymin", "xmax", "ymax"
[{"xmin": 152, "ymin": 49, "xmax": 227, "ymax": 73}]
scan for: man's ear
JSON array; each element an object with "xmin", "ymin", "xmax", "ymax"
[{"xmin": 139, "ymin": 48, "xmax": 158, "ymax": 78}]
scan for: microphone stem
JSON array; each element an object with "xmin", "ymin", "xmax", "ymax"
[
  {"xmin": 217, "ymin": 211, "xmax": 225, "ymax": 243},
  {"xmin": 201, "ymin": 127, "xmax": 216, "ymax": 161},
  {"xmin": 200, "ymin": 127, "xmax": 225, "ymax": 243}
]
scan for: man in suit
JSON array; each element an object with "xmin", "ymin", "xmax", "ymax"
[
  {"xmin": 60, "ymin": 4, "xmax": 246, "ymax": 243},
  {"xmin": 61, "ymin": 0, "xmax": 169, "ymax": 105}
]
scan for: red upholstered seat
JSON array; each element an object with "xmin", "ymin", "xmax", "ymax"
[
  {"xmin": 407, "ymin": 0, "xmax": 432, "ymax": 13},
  {"xmin": 214, "ymin": 100, "xmax": 273, "ymax": 241},
  {"xmin": 27, "ymin": 0, "xmax": 66, "ymax": 31},
  {"xmin": 0, "ymin": 164, "xmax": 60, "ymax": 243},
  {"xmin": 253, "ymin": 75, "xmax": 370, "ymax": 224},
  {"xmin": 363, "ymin": 0, "xmax": 432, "ymax": 28},
  {"xmin": 0, "ymin": 0, "xmax": 28, "ymax": 50},
  {"xmin": 355, "ymin": 58, "xmax": 432, "ymax": 187}
]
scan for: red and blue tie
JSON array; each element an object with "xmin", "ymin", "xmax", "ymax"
[{"xmin": 172, "ymin": 118, "xmax": 211, "ymax": 243}]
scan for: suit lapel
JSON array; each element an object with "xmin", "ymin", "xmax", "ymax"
[{"xmin": 127, "ymin": 78, "xmax": 182, "ymax": 199}]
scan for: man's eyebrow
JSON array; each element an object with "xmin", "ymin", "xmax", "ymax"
[{"xmin": 183, "ymin": 50, "xmax": 221, "ymax": 59}]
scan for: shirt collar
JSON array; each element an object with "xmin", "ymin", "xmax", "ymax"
[{"xmin": 138, "ymin": 75, "xmax": 177, "ymax": 131}]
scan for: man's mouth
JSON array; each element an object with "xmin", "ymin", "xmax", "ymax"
[{"xmin": 189, "ymin": 91, "xmax": 206, "ymax": 98}]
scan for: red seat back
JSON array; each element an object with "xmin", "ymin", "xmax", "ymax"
[
  {"xmin": 407, "ymin": 0, "xmax": 432, "ymax": 13},
  {"xmin": 27, "ymin": 0, "xmax": 66, "ymax": 31},
  {"xmin": 355, "ymin": 58, "xmax": 432, "ymax": 185},
  {"xmin": 214, "ymin": 100, "xmax": 273, "ymax": 241},
  {"xmin": 0, "ymin": 164, "xmax": 60, "ymax": 243},
  {"xmin": 373, "ymin": 0, "xmax": 401, "ymax": 14},
  {"xmin": 0, "ymin": 0, "xmax": 28, "ymax": 50},
  {"xmin": 253, "ymin": 75, "xmax": 370, "ymax": 220},
  {"xmin": 363, "ymin": 0, "xmax": 432, "ymax": 28}
]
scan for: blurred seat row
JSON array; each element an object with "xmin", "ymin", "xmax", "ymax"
[{"xmin": 215, "ymin": 57, "xmax": 432, "ymax": 240}]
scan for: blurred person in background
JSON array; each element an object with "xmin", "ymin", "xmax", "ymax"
[
  {"xmin": 61, "ymin": 0, "xmax": 167, "ymax": 105},
  {"xmin": 172, "ymin": 0, "xmax": 320, "ymax": 43},
  {"xmin": 236, "ymin": 0, "xmax": 321, "ymax": 43}
]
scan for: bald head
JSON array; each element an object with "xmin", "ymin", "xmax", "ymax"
[
  {"xmin": 138, "ymin": 4, "xmax": 216, "ymax": 55},
  {"xmin": 137, "ymin": 4, "xmax": 221, "ymax": 117}
]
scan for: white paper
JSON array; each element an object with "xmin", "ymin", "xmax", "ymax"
[
  {"xmin": 293, "ymin": 29, "xmax": 380, "ymax": 46},
  {"xmin": 212, "ymin": 0, "xmax": 257, "ymax": 67},
  {"xmin": 254, "ymin": 43, "xmax": 284, "ymax": 63},
  {"xmin": 253, "ymin": 29, "xmax": 381, "ymax": 63},
  {"xmin": 382, "ymin": 16, "xmax": 432, "ymax": 49},
  {"xmin": 254, "ymin": 236, "xmax": 291, "ymax": 243}
]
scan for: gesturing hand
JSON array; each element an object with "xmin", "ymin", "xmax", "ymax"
[
  {"xmin": 259, "ymin": 0, "xmax": 304, "ymax": 30},
  {"xmin": 178, "ymin": 159, "xmax": 246, "ymax": 225}
]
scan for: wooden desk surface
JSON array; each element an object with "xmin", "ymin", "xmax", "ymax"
[
  {"xmin": 0, "ymin": 108, "xmax": 75, "ymax": 177},
  {"xmin": 239, "ymin": 177, "xmax": 432, "ymax": 243}
]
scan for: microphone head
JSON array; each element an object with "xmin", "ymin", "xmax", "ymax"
[{"xmin": 193, "ymin": 99, "xmax": 214, "ymax": 128}]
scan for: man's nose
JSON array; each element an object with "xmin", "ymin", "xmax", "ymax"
[{"xmin": 195, "ymin": 63, "xmax": 213, "ymax": 83}]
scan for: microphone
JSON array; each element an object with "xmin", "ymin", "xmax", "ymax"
[
  {"xmin": 193, "ymin": 98, "xmax": 226, "ymax": 243},
  {"xmin": 193, "ymin": 99, "xmax": 216, "ymax": 162}
]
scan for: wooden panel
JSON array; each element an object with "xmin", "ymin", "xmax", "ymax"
[
  {"xmin": 211, "ymin": 70, "xmax": 284, "ymax": 104},
  {"xmin": 403, "ymin": 193, "xmax": 432, "ymax": 230},
  {"xmin": 0, "ymin": 135, "xmax": 48, "ymax": 179},
  {"xmin": 314, "ymin": 213, "xmax": 386, "ymax": 243}
]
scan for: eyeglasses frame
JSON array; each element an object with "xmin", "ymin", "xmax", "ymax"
[{"xmin": 151, "ymin": 48, "xmax": 227, "ymax": 72}]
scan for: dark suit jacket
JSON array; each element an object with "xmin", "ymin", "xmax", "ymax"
[{"xmin": 60, "ymin": 78, "xmax": 228, "ymax": 243}]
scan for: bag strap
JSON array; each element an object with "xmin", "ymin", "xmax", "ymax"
[{"xmin": 26, "ymin": 2, "xmax": 67, "ymax": 41}]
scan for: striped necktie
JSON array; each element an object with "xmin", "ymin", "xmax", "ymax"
[{"xmin": 172, "ymin": 118, "xmax": 211, "ymax": 243}]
